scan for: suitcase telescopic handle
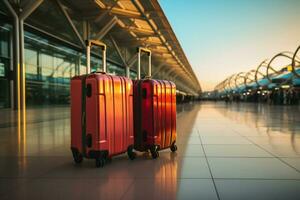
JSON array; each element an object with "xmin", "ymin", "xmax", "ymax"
[
  {"xmin": 86, "ymin": 40, "xmax": 107, "ymax": 74},
  {"xmin": 137, "ymin": 47, "xmax": 151, "ymax": 80}
]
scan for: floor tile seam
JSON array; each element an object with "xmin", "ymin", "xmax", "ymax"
[
  {"xmin": 119, "ymin": 178, "xmax": 138, "ymax": 200},
  {"xmin": 199, "ymin": 134, "xmax": 249, "ymax": 137},
  {"xmin": 128, "ymin": 177, "xmax": 300, "ymax": 181},
  {"xmin": 170, "ymin": 155, "xmax": 292, "ymax": 158},
  {"xmin": 199, "ymin": 136, "xmax": 248, "ymax": 138},
  {"xmin": 208, "ymin": 177, "xmax": 300, "ymax": 180},
  {"xmin": 200, "ymin": 143, "xmax": 254, "ymax": 145},
  {"xmin": 210, "ymin": 178, "xmax": 300, "ymax": 181},
  {"xmin": 202, "ymin": 144, "xmax": 268, "ymax": 146},
  {"xmin": 204, "ymin": 156, "xmax": 276, "ymax": 158},
  {"xmin": 232, "ymin": 130, "xmax": 300, "ymax": 174},
  {"xmin": 197, "ymin": 129, "xmax": 221, "ymax": 200},
  {"xmin": 233, "ymin": 123, "xmax": 300, "ymax": 129}
]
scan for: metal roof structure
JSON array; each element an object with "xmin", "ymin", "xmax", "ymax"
[
  {"xmin": 3, "ymin": 0, "xmax": 202, "ymax": 111},
  {"xmin": 11, "ymin": 0, "xmax": 201, "ymax": 95},
  {"xmin": 214, "ymin": 46, "xmax": 300, "ymax": 95},
  {"xmin": 82, "ymin": 0, "xmax": 201, "ymax": 94}
]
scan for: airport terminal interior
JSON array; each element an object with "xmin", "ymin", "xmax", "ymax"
[{"xmin": 0, "ymin": 0, "xmax": 300, "ymax": 200}]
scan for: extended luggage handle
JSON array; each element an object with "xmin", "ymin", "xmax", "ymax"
[
  {"xmin": 86, "ymin": 40, "xmax": 107, "ymax": 74},
  {"xmin": 137, "ymin": 47, "xmax": 151, "ymax": 80}
]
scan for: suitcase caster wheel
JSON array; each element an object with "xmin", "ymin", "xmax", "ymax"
[
  {"xmin": 72, "ymin": 150, "xmax": 83, "ymax": 164},
  {"xmin": 74, "ymin": 154, "xmax": 83, "ymax": 164},
  {"xmin": 95, "ymin": 158, "xmax": 105, "ymax": 168},
  {"xmin": 150, "ymin": 146, "xmax": 159, "ymax": 159},
  {"xmin": 170, "ymin": 144, "xmax": 177, "ymax": 152},
  {"xmin": 127, "ymin": 146, "xmax": 136, "ymax": 160},
  {"xmin": 127, "ymin": 145, "xmax": 136, "ymax": 160},
  {"xmin": 128, "ymin": 152, "xmax": 136, "ymax": 160}
]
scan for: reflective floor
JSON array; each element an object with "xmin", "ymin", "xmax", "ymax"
[{"xmin": 0, "ymin": 102, "xmax": 300, "ymax": 200}]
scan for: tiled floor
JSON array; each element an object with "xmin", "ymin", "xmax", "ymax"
[{"xmin": 0, "ymin": 102, "xmax": 300, "ymax": 200}]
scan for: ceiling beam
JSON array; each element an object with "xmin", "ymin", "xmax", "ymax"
[{"xmin": 94, "ymin": 16, "xmax": 118, "ymax": 40}]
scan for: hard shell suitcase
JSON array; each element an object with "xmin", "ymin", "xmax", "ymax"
[
  {"xmin": 71, "ymin": 40, "xmax": 135, "ymax": 168},
  {"xmin": 133, "ymin": 48, "xmax": 177, "ymax": 159}
]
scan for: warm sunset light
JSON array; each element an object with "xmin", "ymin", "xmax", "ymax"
[
  {"xmin": 1, "ymin": 0, "xmax": 299, "ymax": 199},
  {"xmin": 161, "ymin": 0, "xmax": 300, "ymax": 90}
]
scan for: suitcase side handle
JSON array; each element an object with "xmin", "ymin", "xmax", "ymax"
[
  {"xmin": 86, "ymin": 40, "xmax": 107, "ymax": 74},
  {"xmin": 137, "ymin": 47, "xmax": 151, "ymax": 80}
]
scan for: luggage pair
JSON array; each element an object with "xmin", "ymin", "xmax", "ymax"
[{"xmin": 70, "ymin": 40, "xmax": 177, "ymax": 167}]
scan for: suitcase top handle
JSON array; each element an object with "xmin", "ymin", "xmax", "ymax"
[
  {"xmin": 137, "ymin": 47, "xmax": 151, "ymax": 80},
  {"xmin": 86, "ymin": 40, "xmax": 107, "ymax": 74}
]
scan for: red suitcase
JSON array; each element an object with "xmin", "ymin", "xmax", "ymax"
[
  {"xmin": 71, "ymin": 40, "xmax": 135, "ymax": 168},
  {"xmin": 133, "ymin": 48, "xmax": 177, "ymax": 159}
]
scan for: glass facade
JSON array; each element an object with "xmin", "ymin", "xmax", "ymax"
[
  {"xmin": 24, "ymin": 31, "xmax": 128, "ymax": 106},
  {"xmin": 0, "ymin": 25, "xmax": 11, "ymax": 108},
  {"xmin": 25, "ymin": 31, "xmax": 80, "ymax": 105},
  {"xmin": 0, "ymin": 16, "xmax": 137, "ymax": 109}
]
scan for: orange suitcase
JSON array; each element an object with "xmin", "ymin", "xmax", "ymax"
[
  {"xmin": 71, "ymin": 40, "xmax": 135, "ymax": 167},
  {"xmin": 133, "ymin": 48, "xmax": 177, "ymax": 159}
]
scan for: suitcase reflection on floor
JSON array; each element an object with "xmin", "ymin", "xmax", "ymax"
[
  {"xmin": 50, "ymin": 153, "xmax": 179, "ymax": 199},
  {"xmin": 123, "ymin": 153, "xmax": 178, "ymax": 199}
]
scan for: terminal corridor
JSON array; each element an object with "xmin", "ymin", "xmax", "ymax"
[
  {"xmin": 0, "ymin": 102, "xmax": 299, "ymax": 200},
  {"xmin": 1, "ymin": 0, "xmax": 300, "ymax": 199}
]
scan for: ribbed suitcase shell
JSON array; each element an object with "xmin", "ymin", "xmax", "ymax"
[
  {"xmin": 71, "ymin": 73, "xmax": 134, "ymax": 159},
  {"xmin": 133, "ymin": 79, "xmax": 176, "ymax": 151}
]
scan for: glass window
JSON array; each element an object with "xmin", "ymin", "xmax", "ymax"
[
  {"xmin": 24, "ymin": 30, "xmax": 127, "ymax": 106},
  {"xmin": 107, "ymin": 63, "xmax": 125, "ymax": 76},
  {"xmin": 53, "ymin": 57, "xmax": 64, "ymax": 78},
  {"xmin": 130, "ymin": 70, "xmax": 137, "ymax": 80},
  {"xmin": 0, "ymin": 27, "xmax": 9, "ymax": 58},
  {"xmin": 40, "ymin": 53, "xmax": 54, "ymax": 77},
  {"xmin": 25, "ymin": 49, "xmax": 38, "ymax": 80},
  {"xmin": 0, "ymin": 25, "xmax": 11, "ymax": 108},
  {"xmin": 0, "ymin": 62, "xmax": 5, "ymax": 77},
  {"xmin": 91, "ymin": 56, "xmax": 102, "ymax": 72}
]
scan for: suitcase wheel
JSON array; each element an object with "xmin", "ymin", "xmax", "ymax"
[
  {"xmin": 95, "ymin": 157, "xmax": 105, "ymax": 168},
  {"xmin": 150, "ymin": 146, "xmax": 159, "ymax": 159},
  {"xmin": 72, "ymin": 149, "xmax": 83, "ymax": 164},
  {"xmin": 127, "ymin": 145, "xmax": 136, "ymax": 160},
  {"xmin": 74, "ymin": 154, "xmax": 83, "ymax": 164},
  {"xmin": 170, "ymin": 143, "xmax": 178, "ymax": 152}
]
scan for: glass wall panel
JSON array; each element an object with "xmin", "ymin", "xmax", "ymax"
[
  {"xmin": 1, "ymin": 18, "xmax": 128, "ymax": 109},
  {"xmin": 108, "ymin": 62, "xmax": 125, "ymax": 76},
  {"xmin": 91, "ymin": 56, "xmax": 102, "ymax": 72},
  {"xmin": 130, "ymin": 70, "xmax": 137, "ymax": 80},
  {"xmin": 25, "ymin": 31, "xmax": 80, "ymax": 106},
  {"xmin": 0, "ymin": 25, "xmax": 11, "ymax": 108},
  {"xmin": 24, "ymin": 30, "xmax": 127, "ymax": 106}
]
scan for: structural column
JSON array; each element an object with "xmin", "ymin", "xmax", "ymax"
[{"xmin": 4, "ymin": 0, "xmax": 44, "ymax": 110}]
